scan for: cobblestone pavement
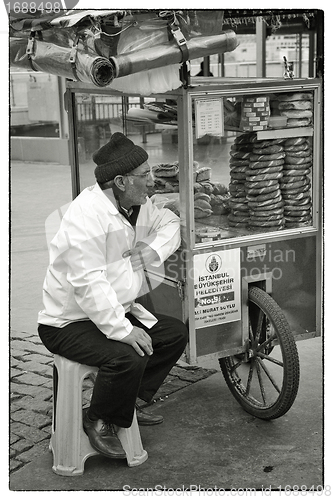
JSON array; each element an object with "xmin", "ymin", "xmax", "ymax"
[{"xmin": 10, "ymin": 328, "xmax": 216, "ymax": 475}]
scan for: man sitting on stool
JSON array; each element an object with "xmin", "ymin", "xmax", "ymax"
[{"xmin": 38, "ymin": 133, "xmax": 188, "ymax": 459}]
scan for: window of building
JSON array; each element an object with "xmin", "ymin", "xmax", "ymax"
[{"xmin": 10, "ymin": 70, "xmax": 61, "ymax": 138}]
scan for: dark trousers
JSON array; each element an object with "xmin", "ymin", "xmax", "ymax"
[{"xmin": 38, "ymin": 314, "xmax": 188, "ymax": 428}]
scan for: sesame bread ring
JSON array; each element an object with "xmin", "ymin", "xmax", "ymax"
[
  {"xmin": 229, "ymin": 188, "xmax": 246, "ymax": 196},
  {"xmin": 234, "ymin": 133, "xmax": 256, "ymax": 144},
  {"xmin": 285, "ymin": 214, "xmax": 312, "ymax": 223},
  {"xmin": 229, "ymin": 221, "xmax": 249, "ymax": 227},
  {"xmin": 230, "ymin": 151, "xmax": 253, "ymax": 160},
  {"xmin": 246, "ymin": 185, "xmax": 280, "ymax": 196},
  {"xmin": 229, "ymin": 190, "xmax": 247, "ymax": 198},
  {"xmin": 250, "ymin": 207, "xmax": 284, "ymax": 216},
  {"xmin": 284, "ymin": 208, "xmax": 312, "ymax": 216},
  {"xmin": 246, "ymin": 172, "xmax": 283, "ymax": 182},
  {"xmin": 246, "ymin": 166, "xmax": 283, "ymax": 176},
  {"xmin": 282, "ymin": 190, "xmax": 311, "ymax": 200},
  {"xmin": 250, "ymin": 152, "xmax": 285, "ymax": 162},
  {"xmin": 229, "ymin": 203, "xmax": 249, "ymax": 212},
  {"xmin": 249, "ymin": 200, "xmax": 284, "ymax": 211},
  {"xmin": 284, "ymin": 155, "xmax": 313, "ymax": 165},
  {"xmin": 250, "ymin": 214, "xmax": 284, "ymax": 222},
  {"xmin": 285, "ymin": 221, "xmax": 311, "ymax": 227},
  {"xmin": 248, "ymin": 159, "xmax": 285, "ymax": 169},
  {"xmin": 248, "ymin": 194, "xmax": 282, "ymax": 207},
  {"xmin": 228, "ymin": 214, "xmax": 250, "ymax": 223},
  {"xmin": 284, "ymin": 142, "xmax": 311, "ymax": 152},
  {"xmin": 280, "ymin": 180, "xmax": 309, "ymax": 190},
  {"xmin": 230, "ymin": 172, "xmax": 247, "ymax": 180},
  {"xmin": 281, "ymin": 185, "xmax": 311, "ymax": 195},
  {"xmin": 229, "ymin": 187, "xmax": 246, "ymax": 196},
  {"xmin": 249, "ymin": 219, "xmax": 285, "ymax": 227},
  {"xmin": 254, "ymin": 139, "xmax": 284, "ymax": 148},
  {"xmin": 230, "ymin": 143, "xmax": 254, "ymax": 152},
  {"xmin": 252, "ymin": 145, "xmax": 284, "ymax": 155},
  {"xmin": 229, "ymin": 159, "xmax": 251, "ymax": 167},
  {"xmin": 283, "ymin": 162, "xmax": 312, "ymax": 170},
  {"xmin": 245, "ymin": 179, "xmax": 279, "ymax": 189},
  {"xmin": 229, "ymin": 178, "xmax": 246, "ymax": 185},
  {"xmin": 281, "ymin": 175, "xmax": 308, "ymax": 184},
  {"xmin": 229, "ymin": 196, "xmax": 247, "ymax": 203},
  {"xmin": 246, "ymin": 188, "xmax": 281, "ymax": 201},
  {"xmin": 285, "ymin": 219, "xmax": 311, "ymax": 226},
  {"xmin": 284, "ymin": 196, "xmax": 311, "ymax": 205},
  {"xmin": 284, "ymin": 137, "xmax": 307, "ymax": 147},
  {"xmin": 232, "ymin": 209, "xmax": 250, "ymax": 217},
  {"xmin": 282, "ymin": 169, "xmax": 311, "ymax": 177},
  {"xmin": 230, "ymin": 165, "xmax": 248, "ymax": 173},
  {"xmin": 284, "ymin": 149, "xmax": 311, "ymax": 158},
  {"xmin": 284, "ymin": 203, "xmax": 312, "ymax": 211}
]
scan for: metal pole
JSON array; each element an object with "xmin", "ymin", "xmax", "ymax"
[
  {"xmin": 256, "ymin": 17, "xmax": 266, "ymax": 77},
  {"xmin": 298, "ymin": 33, "xmax": 302, "ymax": 78},
  {"xmin": 65, "ymin": 89, "xmax": 81, "ymax": 199},
  {"xmin": 309, "ymin": 30, "xmax": 315, "ymax": 78},
  {"xmin": 219, "ymin": 53, "xmax": 225, "ymax": 77},
  {"xmin": 57, "ymin": 77, "xmax": 69, "ymax": 139}
]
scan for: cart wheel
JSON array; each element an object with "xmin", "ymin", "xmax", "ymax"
[{"xmin": 219, "ymin": 286, "xmax": 300, "ymax": 420}]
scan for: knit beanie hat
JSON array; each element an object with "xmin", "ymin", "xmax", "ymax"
[{"xmin": 93, "ymin": 132, "xmax": 149, "ymax": 183}]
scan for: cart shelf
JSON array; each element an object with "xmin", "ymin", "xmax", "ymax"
[
  {"xmin": 256, "ymin": 127, "xmax": 313, "ymax": 140},
  {"xmin": 224, "ymin": 126, "xmax": 313, "ymax": 140}
]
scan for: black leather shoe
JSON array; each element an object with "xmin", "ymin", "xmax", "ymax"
[
  {"xmin": 136, "ymin": 405, "xmax": 164, "ymax": 426},
  {"xmin": 83, "ymin": 409, "xmax": 127, "ymax": 459}
]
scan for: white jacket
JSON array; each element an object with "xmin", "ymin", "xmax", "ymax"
[{"xmin": 38, "ymin": 183, "xmax": 181, "ymax": 341}]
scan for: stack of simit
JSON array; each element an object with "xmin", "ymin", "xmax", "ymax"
[
  {"xmin": 281, "ymin": 137, "xmax": 313, "ymax": 227},
  {"xmin": 227, "ymin": 133, "xmax": 254, "ymax": 227},
  {"xmin": 245, "ymin": 139, "xmax": 286, "ymax": 230}
]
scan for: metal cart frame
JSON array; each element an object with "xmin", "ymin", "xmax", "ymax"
[{"xmin": 64, "ymin": 76, "xmax": 323, "ymax": 419}]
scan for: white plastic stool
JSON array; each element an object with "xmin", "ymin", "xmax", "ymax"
[{"xmin": 50, "ymin": 354, "xmax": 148, "ymax": 476}]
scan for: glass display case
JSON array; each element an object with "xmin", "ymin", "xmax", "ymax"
[{"xmin": 65, "ymin": 77, "xmax": 322, "ymax": 367}]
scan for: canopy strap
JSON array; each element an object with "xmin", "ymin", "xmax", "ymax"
[
  {"xmin": 69, "ymin": 35, "xmax": 81, "ymax": 82},
  {"xmin": 26, "ymin": 31, "xmax": 42, "ymax": 72},
  {"xmin": 168, "ymin": 22, "xmax": 189, "ymax": 63}
]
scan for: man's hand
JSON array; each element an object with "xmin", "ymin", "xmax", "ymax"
[
  {"xmin": 119, "ymin": 326, "xmax": 153, "ymax": 357},
  {"xmin": 123, "ymin": 242, "xmax": 159, "ymax": 272}
]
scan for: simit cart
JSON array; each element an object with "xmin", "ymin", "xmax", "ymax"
[{"xmin": 65, "ymin": 75, "xmax": 323, "ymax": 420}]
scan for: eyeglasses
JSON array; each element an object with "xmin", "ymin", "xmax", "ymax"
[{"xmin": 125, "ymin": 171, "xmax": 152, "ymax": 180}]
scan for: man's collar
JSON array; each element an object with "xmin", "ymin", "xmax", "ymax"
[{"xmin": 94, "ymin": 183, "xmax": 139, "ymax": 225}]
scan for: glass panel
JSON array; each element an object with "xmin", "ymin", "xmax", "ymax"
[
  {"xmin": 189, "ymin": 34, "xmax": 313, "ymax": 79},
  {"xmin": 10, "ymin": 71, "xmax": 60, "ymax": 137},
  {"xmin": 192, "ymin": 89, "xmax": 315, "ymax": 244},
  {"xmin": 75, "ymin": 93, "xmax": 179, "ymax": 193},
  {"xmin": 266, "ymin": 33, "xmax": 311, "ymax": 78},
  {"xmin": 223, "ymin": 34, "xmax": 257, "ymax": 78}
]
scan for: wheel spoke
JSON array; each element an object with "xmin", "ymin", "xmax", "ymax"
[
  {"xmin": 249, "ymin": 318, "xmax": 255, "ymax": 343},
  {"xmin": 257, "ymin": 334, "xmax": 277, "ymax": 353},
  {"xmin": 255, "ymin": 309, "xmax": 265, "ymax": 344},
  {"xmin": 256, "ymin": 351, "xmax": 284, "ymax": 367},
  {"xmin": 255, "ymin": 359, "xmax": 267, "ymax": 405},
  {"xmin": 230, "ymin": 358, "xmax": 243, "ymax": 374},
  {"xmin": 245, "ymin": 360, "xmax": 255, "ymax": 396},
  {"xmin": 256, "ymin": 358, "xmax": 281, "ymax": 394}
]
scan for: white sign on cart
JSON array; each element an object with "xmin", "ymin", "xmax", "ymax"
[{"xmin": 193, "ymin": 248, "xmax": 241, "ymax": 328}]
